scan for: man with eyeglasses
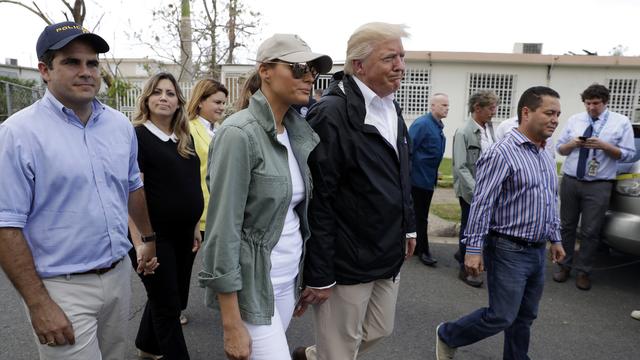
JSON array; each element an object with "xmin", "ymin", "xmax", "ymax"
[
  {"xmin": 292, "ymin": 22, "xmax": 416, "ymax": 360},
  {"xmin": 553, "ymin": 84, "xmax": 635, "ymax": 290},
  {"xmin": 452, "ymin": 90, "xmax": 499, "ymax": 288}
]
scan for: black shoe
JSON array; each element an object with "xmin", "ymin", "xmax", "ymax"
[
  {"xmin": 453, "ymin": 251, "xmax": 462, "ymax": 263},
  {"xmin": 419, "ymin": 253, "xmax": 438, "ymax": 267},
  {"xmin": 291, "ymin": 347, "xmax": 308, "ymax": 360},
  {"xmin": 458, "ymin": 269, "xmax": 483, "ymax": 287},
  {"xmin": 576, "ymin": 272, "xmax": 592, "ymax": 291}
]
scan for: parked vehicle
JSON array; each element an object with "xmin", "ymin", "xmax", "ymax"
[{"xmin": 601, "ymin": 124, "xmax": 640, "ymax": 256}]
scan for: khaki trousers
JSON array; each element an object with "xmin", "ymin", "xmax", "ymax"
[
  {"xmin": 25, "ymin": 257, "xmax": 132, "ymax": 360},
  {"xmin": 305, "ymin": 276, "xmax": 400, "ymax": 360}
]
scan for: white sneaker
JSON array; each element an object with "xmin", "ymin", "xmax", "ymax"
[
  {"xmin": 436, "ymin": 323, "xmax": 456, "ymax": 360},
  {"xmin": 631, "ymin": 310, "xmax": 640, "ymax": 321},
  {"xmin": 179, "ymin": 313, "xmax": 188, "ymax": 325}
]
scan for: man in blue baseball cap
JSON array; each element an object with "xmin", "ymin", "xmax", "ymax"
[{"xmin": 0, "ymin": 21, "xmax": 158, "ymax": 359}]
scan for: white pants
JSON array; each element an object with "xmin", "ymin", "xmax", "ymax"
[
  {"xmin": 244, "ymin": 279, "xmax": 296, "ymax": 360},
  {"xmin": 25, "ymin": 257, "xmax": 132, "ymax": 360}
]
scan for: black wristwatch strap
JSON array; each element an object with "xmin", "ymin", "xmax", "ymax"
[{"xmin": 141, "ymin": 232, "xmax": 157, "ymax": 243}]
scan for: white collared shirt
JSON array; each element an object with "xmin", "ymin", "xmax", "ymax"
[
  {"xmin": 496, "ymin": 116, "xmax": 556, "ymax": 160},
  {"xmin": 143, "ymin": 120, "xmax": 178, "ymax": 143},
  {"xmin": 474, "ymin": 119, "xmax": 496, "ymax": 153},
  {"xmin": 198, "ymin": 116, "xmax": 215, "ymax": 137},
  {"xmin": 353, "ymin": 76, "xmax": 399, "ymax": 154}
]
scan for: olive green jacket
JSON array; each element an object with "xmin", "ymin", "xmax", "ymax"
[
  {"xmin": 198, "ymin": 90, "xmax": 319, "ymax": 325},
  {"xmin": 452, "ymin": 119, "xmax": 482, "ymax": 204}
]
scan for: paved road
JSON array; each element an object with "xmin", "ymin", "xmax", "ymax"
[{"xmin": 2, "ymin": 240, "xmax": 640, "ymax": 360}]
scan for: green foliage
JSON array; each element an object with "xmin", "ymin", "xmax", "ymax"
[
  {"xmin": 102, "ymin": 77, "xmax": 133, "ymax": 108},
  {"xmin": 0, "ymin": 76, "xmax": 37, "ymax": 87},
  {"xmin": 430, "ymin": 203, "xmax": 461, "ymax": 223},
  {"xmin": 437, "ymin": 158, "xmax": 453, "ymax": 188}
]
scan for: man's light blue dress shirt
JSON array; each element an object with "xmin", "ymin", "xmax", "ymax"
[
  {"xmin": 0, "ymin": 90, "xmax": 143, "ymax": 277},
  {"xmin": 557, "ymin": 109, "xmax": 636, "ymax": 180}
]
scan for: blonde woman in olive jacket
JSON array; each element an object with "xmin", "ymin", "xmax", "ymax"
[{"xmin": 198, "ymin": 34, "xmax": 332, "ymax": 360}]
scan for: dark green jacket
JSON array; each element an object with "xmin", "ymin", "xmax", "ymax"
[{"xmin": 198, "ymin": 90, "xmax": 319, "ymax": 325}]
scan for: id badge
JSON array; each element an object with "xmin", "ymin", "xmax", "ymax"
[{"xmin": 587, "ymin": 158, "xmax": 599, "ymax": 177}]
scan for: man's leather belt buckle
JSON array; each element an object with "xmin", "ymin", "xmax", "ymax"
[
  {"xmin": 490, "ymin": 231, "xmax": 545, "ymax": 249},
  {"xmin": 76, "ymin": 258, "xmax": 122, "ymax": 276}
]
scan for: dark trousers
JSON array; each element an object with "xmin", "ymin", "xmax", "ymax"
[
  {"xmin": 458, "ymin": 197, "xmax": 471, "ymax": 269},
  {"xmin": 439, "ymin": 236, "xmax": 546, "ymax": 360},
  {"xmin": 129, "ymin": 235, "xmax": 196, "ymax": 360},
  {"xmin": 412, "ymin": 186, "xmax": 435, "ymax": 256},
  {"xmin": 559, "ymin": 175, "xmax": 612, "ymax": 275}
]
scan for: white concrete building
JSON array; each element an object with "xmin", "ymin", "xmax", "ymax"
[
  {"xmin": 102, "ymin": 57, "xmax": 184, "ymax": 83},
  {"xmin": 0, "ymin": 59, "xmax": 41, "ymax": 83}
]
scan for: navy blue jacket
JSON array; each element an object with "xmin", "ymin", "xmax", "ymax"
[
  {"xmin": 409, "ymin": 112, "xmax": 446, "ymax": 190},
  {"xmin": 304, "ymin": 71, "xmax": 415, "ymax": 286}
]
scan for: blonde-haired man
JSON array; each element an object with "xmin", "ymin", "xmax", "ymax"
[{"xmin": 293, "ymin": 22, "xmax": 416, "ymax": 360}]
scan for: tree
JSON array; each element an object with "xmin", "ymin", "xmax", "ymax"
[
  {"xmin": 179, "ymin": 0, "xmax": 194, "ymax": 81},
  {"xmin": 0, "ymin": 0, "xmax": 130, "ymax": 99},
  {"xmin": 610, "ymin": 44, "xmax": 628, "ymax": 57},
  {"xmin": 224, "ymin": 0, "xmax": 259, "ymax": 65},
  {"xmin": 134, "ymin": 0, "xmax": 261, "ymax": 79},
  {"xmin": 0, "ymin": 0, "xmax": 86, "ymax": 25}
]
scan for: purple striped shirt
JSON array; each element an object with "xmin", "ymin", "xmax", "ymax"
[{"xmin": 464, "ymin": 129, "xmax": 561, "ymax": 254}]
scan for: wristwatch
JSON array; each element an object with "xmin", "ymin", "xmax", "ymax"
[{"xmin": 141, "ymin": 232, "xmax": 157, "ymax": 243}]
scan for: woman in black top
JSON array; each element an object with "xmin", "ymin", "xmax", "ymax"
[{"xmin": 128, "ymin": 72, "xmax": 203, "ymax": 360}]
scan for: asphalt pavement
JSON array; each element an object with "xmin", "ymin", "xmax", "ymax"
[{"xmin": 2, "ymin": 239, "xmax": 640, "ymax": 360}]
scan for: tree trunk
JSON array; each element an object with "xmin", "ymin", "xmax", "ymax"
[
  {"xmin": 226, "ymin": 0, "xmax": 237, "ymax": 64},
  {"xmin": 202, "ymin": 0, "xmax": 219, "ymax": 77},
  {"xmin": 179, "ymin": 0, "xmax": 193, "ymax": 81}
]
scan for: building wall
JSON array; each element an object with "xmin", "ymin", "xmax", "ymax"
[
  {"xmin": 0, "ymin": 64, "xmax": 42, "ymax": 83},
  {"xmin": 406, "ymin": 60, "xmax": 640, "ymax": 158}
]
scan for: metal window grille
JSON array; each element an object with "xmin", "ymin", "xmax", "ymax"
[
  {"xmin": 467, "ymin": 73, "xmax": 515, "ymax": 120},
  {"xmin": 395, "ymin": 68, "xmax": 431, "ymax": 119},
  {"xmin": 315, "ymin": 75, "xmax": 333, "ymax": 95},
  {"xmin": 608, "ymin": 78, "xmax": 640, "ymax": 123},
  {"xmin": 222, "ymin": 73, "xmax": 245, "ymax": 106}
]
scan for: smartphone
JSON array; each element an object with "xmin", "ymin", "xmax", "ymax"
[{"xmin": 578, "ymin": 136, "xmax": 588, "ymax": 141}]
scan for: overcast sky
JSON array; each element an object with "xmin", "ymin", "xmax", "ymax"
[{"xmin": 1, "ymin": 0, "xmax": 638, "ymax": 69}]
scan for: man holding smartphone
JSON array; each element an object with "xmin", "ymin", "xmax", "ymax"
[{"xmin": 554, "ymin": 84, "xmax": 636, "ymax": 290}]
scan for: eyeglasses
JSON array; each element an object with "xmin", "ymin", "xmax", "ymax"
[{"xmin": 262, "ymin": 61, "xmax": 319, "ymax": 80}]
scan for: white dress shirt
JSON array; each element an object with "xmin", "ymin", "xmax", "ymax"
[
  {"xmin": 353, "ymin": 76, "xmax": 399, "ymax": 155},
  {"xmin": 556, "ymin": 109, "xmax": 636, "ymax": 180},
  {"xmin": 474, "ymin": 119, "xmax": 496, "ymax": 154},
  {"xmin": 198, "ymin": 116, "xmax": 215, "ymax": 137}
]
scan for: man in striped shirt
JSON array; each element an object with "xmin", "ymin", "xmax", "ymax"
[{"xmin": 435, "ymin": 86, "xmax": 566, "ymax": 360}]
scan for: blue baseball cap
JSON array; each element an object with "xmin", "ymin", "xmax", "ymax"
[{"xmin": 36, "ymin": 21, "xmax": 109, "ymax": 60}]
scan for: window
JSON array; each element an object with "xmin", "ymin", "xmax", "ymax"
[
  {"xmin": 315, "ymin": 75, "xmax": 333, "ymax": 95},
  {"xmin": 223, "ymin": 73, "xmax": 244, "ymax": 105},
  {"xmin": 467, "ymin": 73, "xmax": 516, "ymax": 120},
  {"xmin": 395, "ymin": 68, "xmax": 431, "ymax": 119},
  {"xmin": 608, "ymin": 78, "xmax": 640, "ymax": 123}
]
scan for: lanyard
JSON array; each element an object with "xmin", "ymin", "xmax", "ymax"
[{"xmin": 587, "ymin": 109, "xmax": 609, "ymax": 138}]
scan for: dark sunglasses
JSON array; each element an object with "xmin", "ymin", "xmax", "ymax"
[{"xmin": 262, "ymin": 61, "xmax": 319, "ymax": 80}]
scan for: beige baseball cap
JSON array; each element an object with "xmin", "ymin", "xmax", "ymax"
[{"xmin": 256, "ymin": 34, "xmax": 333, "ymax": 74}]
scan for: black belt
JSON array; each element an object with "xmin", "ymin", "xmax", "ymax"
[
  {"xmin": 74, "ymin": 258, "xmax": 122, "ymax": 276},
  {"xmin": 489, "ymin": 231, "xmax": 546, "ymax": 249},
  {"xmin": 563, "ymin": 174, "xmax": 614, "ymax": 183}
]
